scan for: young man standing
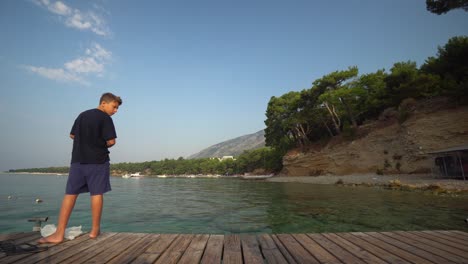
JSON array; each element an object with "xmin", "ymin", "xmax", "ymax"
[{"xmin": 39, "ymin": 93, "xmax": 122, "ymax": 243}]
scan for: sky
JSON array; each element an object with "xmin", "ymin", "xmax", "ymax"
[{"xmin": 0, "ymin": 0, "xmax": 467, "ymax": 171}]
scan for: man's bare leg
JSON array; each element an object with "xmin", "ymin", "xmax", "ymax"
[
  {"xmin": 90, "ymin": 194, "xmax": 103, "ymax": 238},
  {"xmin": 38, "ymin": 194, "xmax": 78, "ymax": 244}
]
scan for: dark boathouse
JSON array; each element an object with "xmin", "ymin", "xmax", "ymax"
[{"xmin": 429, "ymin": 144, "xmax": 468, "ymax": 180}]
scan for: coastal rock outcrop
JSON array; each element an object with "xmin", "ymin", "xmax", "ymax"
[{"xmin": 282, "ymin": 98, "xmax": 468, "ymax": 176}]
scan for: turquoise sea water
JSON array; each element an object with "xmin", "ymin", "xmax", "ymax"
[{"xmin": 1, "ymin": 173, "xmax": 467, "ymax": 234}]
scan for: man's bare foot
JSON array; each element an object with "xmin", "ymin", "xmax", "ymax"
[
  {"xmin": 38, "ymin": 232, "xmax": 64, "ymax": 244},
  {"xmin": 89, "ymin": 230, "xmax": 100, "ymax": 239}
]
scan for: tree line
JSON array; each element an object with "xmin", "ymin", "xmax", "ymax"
[
  {"xmin": 112, "ymin": 147, "xmax": 283, "ymax": 175},
  {"xmin": 8, "ymin": 146, "xmax": 283, "ymax": 175},
  {"xmin": 264, "ymin": 36, "xmax": 468, "ymax": 152}
]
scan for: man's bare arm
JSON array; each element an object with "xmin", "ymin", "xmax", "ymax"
[
  {"xmin": 107, "ymin": 138, "xmax": 116, "ymax": 148},
  {"xmin": 70, "ymin": 134, "xmax": 75, "ymax": 139}
]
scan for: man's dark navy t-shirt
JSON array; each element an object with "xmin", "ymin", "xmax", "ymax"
[{"xmin": 70, "ymin": 109, "xmax": 117, "ymax": 164}]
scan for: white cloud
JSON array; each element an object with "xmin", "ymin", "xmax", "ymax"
[
  {"xmin": 87, "ymin": 43, "xmax": 112, "ymax": 61},
  {"xmin": 25, "ymin": 66, "xmax": 88, "ymax": 85},
  {"xmin": 25, "ymin": 43, "xmax": 111, "ymax": 85},
  {"xmin": 33, "ymin": 1, "xmax": 110, "ymax": 36},
  {"xmin": 65, "ymin": 57, "xmax": 103, "ymax": 74},
  {"xmin": 88, "ymin": 12, "xmax": 108, "ymax": 36},
  {"xmin": 49, "ymin": 1, "xmax": 71, "ymax": 16},
  {"xmin": 66, "ymin": 12, "xmax": 92, "ymax": 30}
]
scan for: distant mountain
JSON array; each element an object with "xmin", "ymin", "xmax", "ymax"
[{"xmin": 188, "ymin": 130, "xmax": 266, "ymax": 159}]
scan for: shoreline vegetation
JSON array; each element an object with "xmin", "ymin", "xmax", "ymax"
[{"xmin": 5, "ymin": 148, "xmax": 284, "ymax": 178}]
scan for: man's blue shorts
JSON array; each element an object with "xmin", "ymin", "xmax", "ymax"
[{"xmin": 66, "ymin": 162, "xmax": 111, "ymax": 195}]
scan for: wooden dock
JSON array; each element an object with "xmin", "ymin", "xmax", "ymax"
[{"xmin": 1, "ymin": 230, "xmax": 468, "ymax": 263}]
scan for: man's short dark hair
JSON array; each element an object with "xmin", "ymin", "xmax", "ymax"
[{"xmin": 100, "ymin": 93, "xmax": 122, "ymax": 105}]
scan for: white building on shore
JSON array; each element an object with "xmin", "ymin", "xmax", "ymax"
[{"xmin": 210, "ymin": 156, "xmax": 236, "ymax": 161}]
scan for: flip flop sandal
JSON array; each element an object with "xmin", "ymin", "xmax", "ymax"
[{"xmin": 0, "ymin": 240, "xmax": 48, "ymax": 256}]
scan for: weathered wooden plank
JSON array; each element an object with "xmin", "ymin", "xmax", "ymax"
[
  {"xmin": 423, "ymin": 231, "xmax": 468, "ymax": 247},
  {"xmin": 85, "ymin": 233, "xmax": 148, "ymax": 264},
  {"xmin": 411, "ymin": 231, "xmax": 468, "ymax": 254},
  {"xmin": 437, "ymin": 231, "xmax": 468, "ymax": 242},
  {"xmin": 241, "ymin": 235, "xmax": 264, "ymax": 264},
  {"xmin": 0, "ymin": 232, "xmax": 41, "ymax": 247},
  {"xmin": 1, "ymin": 231, "xmax": 467, "ymax": 264},
  {"xmin": 452, "ymin": 231, "xmax": 468, "ymax": 239},
  {"xmin": 154, "ymin": 234, "xmax": 194, "ymax": 264},
  {"xmin": 393, "ymin": 231, "xmax": 467, "ymax": 259},
  {"xmin": 270, "ymin": 234, "xmax": 297, "ymax": 264},
  {"xmin": 257, "ymin": 234, "xmax": 288, "ymax": 264},
  {"xmin": 106, "ymin": 233, "xmax": 159, "ymax": 264},
  {"xmin": 367, "ymin": 232, "xmax": 451, "ymax": 264},
  {"xmin": 223, "ymin": 234, "xmax": 242, "ymax": 264},
  {"xmin": 15, "ymin": 232, "xmax": 97, "ymax": 264},
  {"xmin": 337, "ymin": 232, "xmax": 409, "ymax": 263},
  {"xmin": 0, "ymin": 232, "xmax": 31, "ymax": 241},
  {"xmin": 200, "ymin": 235, "xmax": 224, "ymax": 264},
  {"xmin": 382, "ymin": 231, "xmax": 467, "ymax": 264},
  {"xmin": 35, "ymin": 233, "xmax": 115, "ymax": 264},
  {"xmin": 0, "ymin": 231, "xmax": 41, "ymax": 260},
  {"xmin": 352, "ymin": 232, "xmax": 432, "ymax": 264},
  {"xmin": 308, "ymin": 233, "xmax": 364, "ymax": 264},
  {"xmin": 0, "ymin": 232, "xmax": 44, "ymax": 263},
  {"xmin": 178, "ymin": 234, "xmax": 210, "ymax": 264},
  {"xmin": 322, "ymin": 233, "xmax": 386, "ymax": 264},
  {"xmin": 276, "ymin": 234, "xmax": 319, "ymax": 264},
  {"xmin": 131, "ymin": 234, "xmax": 179, "ymax": 264},
  {"xmin": 58, "ymin": 232, "xmax": 130, "ymax": 264},
  {"xmin": 293, "ymin": 233, "xmax": 341, "ymax": 264}
]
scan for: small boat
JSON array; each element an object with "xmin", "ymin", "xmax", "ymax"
[
  {"xmin": 130, "ymin": 172, "xmax": 142, "ymax": 177},
  {"xmin": 122, "ymin": 172, "xmax": 143, "ymax": 178},
  {"xmin": 240, "ymin": 174, "xmax": 274, "ymax": 180}
]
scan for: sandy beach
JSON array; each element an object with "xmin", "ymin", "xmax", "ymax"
[{"xmin": 267, "ymin": 173, "xmax": 468, "ymax": 191}]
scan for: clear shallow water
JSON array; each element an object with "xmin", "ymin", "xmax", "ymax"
[{"xmin": 1, "ymin": 173, "xmax": 467, "ymax": 234}]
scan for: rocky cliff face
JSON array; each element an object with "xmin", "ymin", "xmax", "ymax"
[{"xmin": 282, "ymin": 98, "xmax": 468, "ymax": 176}]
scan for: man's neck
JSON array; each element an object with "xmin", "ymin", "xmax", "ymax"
[{"xmin": 97, "ymin": 106, "xmax": 106, "ymax": 113}]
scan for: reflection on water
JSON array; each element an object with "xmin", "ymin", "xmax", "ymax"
[{"xmin": 1, "ymin": 174, "xmax": 467, "ymax": 234}]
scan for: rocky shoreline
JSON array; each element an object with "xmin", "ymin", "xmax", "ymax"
[{"xmin": 267, "ymin": 173, "xmax": 468, "ymax": 193}]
